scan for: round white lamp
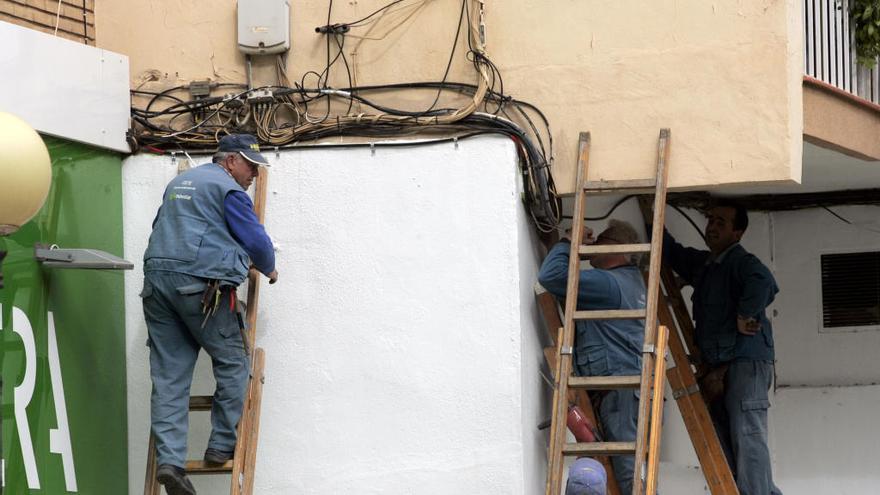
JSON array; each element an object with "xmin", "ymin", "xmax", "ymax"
[{"xmin": 0, "ymin": 112, "xmax": 52, "ymax": 236}]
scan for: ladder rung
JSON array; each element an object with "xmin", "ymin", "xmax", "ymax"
[
  {"xmin": 579, "ymin": 243, "xmax": 652, "ymax": 256},
  {"xmin": 583, "ymin": 179, "xmax": 657, "ymax": 194},
  {"xmin": 573, "ymin": 309, "xmax": 646, "ymax": 320},
  {"xmin": 185, "ymin": 460, "xmax": 234, "ymax": 474},
  {"xmin": 569, "ymin": 375, "xmax": 642, "ymax": 390},
  {"xmin": 189, "ymin": 395, "xmax": 213, "ymax": 411},
  {"xmin": 563, "ymin": 441, "xmax": 637, "ymax": 456}
]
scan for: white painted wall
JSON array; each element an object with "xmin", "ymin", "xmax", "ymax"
[
  {"xmin": 123, "ymin": 136, "xmax": 547, "ymax": 494},
  {"xmin": 123, "ymin": 141, "xmax": 880, "ymax": 494},
  {"xmin": 773, "ymin": 383, "xmax": 880, "ymax": 494},
  {"xmin": 771, "ymin": 206, "xmax": 880, "ymax": 387}
]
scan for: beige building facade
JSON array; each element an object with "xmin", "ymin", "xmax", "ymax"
[{"xmin": 91, "ymin": 0, "xmax": 810, "ymax": 193}]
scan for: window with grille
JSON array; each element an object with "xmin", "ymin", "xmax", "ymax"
[{"xmin": 821, "ymin": 251, "xmax": 880, "ymax": 330}]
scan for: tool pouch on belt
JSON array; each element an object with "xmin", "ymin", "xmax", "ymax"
[
  {"xmin": 199, "ymin": 280, "xmax": 222, "ymax": 320},
  {"xmin": 698, "ymin": 363, "xmax": 730, "ymax": 404},
  {"xmin": 200, "ymin": 280, "xmax": 250, "ymax": 355}
]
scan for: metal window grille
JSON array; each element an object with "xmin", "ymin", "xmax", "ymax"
[
  {"xmin": 821, "ymin": 251, "xmax": 880, "ymax": 329},
  {"xmin": 804, "ymin": 0, "xmax": 880, "ymax": 104}
]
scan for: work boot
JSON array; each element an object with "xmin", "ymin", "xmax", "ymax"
[
  {"xmin": 156, "ymin": 464, "xmax": 196, "ymax": 495},
  {"xmin": 204, "ymin": 447, "xmax": 235, "ymax": 465}
]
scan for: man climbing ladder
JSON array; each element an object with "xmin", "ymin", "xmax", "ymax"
[
  {"xmin": 539, "ymin": 219, "xmax": 649, "ymax": 493},
  {"xmin": 141, "ymin": 134, "xmax": 278, "ymax": 495}
]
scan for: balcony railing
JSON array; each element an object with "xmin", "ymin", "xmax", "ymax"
[{"xmin": 804, "ymin": 0, "xmax": 880, "ymax": 104}]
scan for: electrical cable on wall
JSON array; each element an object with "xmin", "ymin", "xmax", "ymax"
[
  {"xmin": 822, "ymin": 206, "xmax": 880, "ymax": 235},
  {"xmin": 561, "ymin": 195, "xmax": 709, "ymax": 242},
  {"xmin": 128, "ymin": 0, "xmax": 560, "ymax": 232}
]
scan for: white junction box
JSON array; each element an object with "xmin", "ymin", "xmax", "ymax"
[{"xmin": 237, "ymin": 0, "xmax": 291, "ymax": 55}]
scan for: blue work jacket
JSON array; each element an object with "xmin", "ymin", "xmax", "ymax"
[
  {"xmin": 663, "ymin": 231, "xmax": 778, "ymax": 365},
  {"xmin": 538, "ymin": 241, "xmax": 647, "ymax": 377},
  {"xmin": 145, "ymin": 163, "xmax": 252, "ymax": 285}
]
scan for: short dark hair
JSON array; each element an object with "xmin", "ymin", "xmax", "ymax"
[{"xmin": 711, "ymin": 199, "xmax": 749, "ymax": 232}]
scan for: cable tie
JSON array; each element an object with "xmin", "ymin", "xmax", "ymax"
[
  {"xmin": 370, "ymin": 143, "xmax": 376, "ymax": 156},
  {"xmin": 453, "ymin": 137, "xmax": 459, "ymax": 150},
  {"xmin": 315, "ymin": 23, "xmax": 350, "ymax": 35},
  {"xmin": 274, "ymin": 146, "xmax": 280, "ymax": 159}
]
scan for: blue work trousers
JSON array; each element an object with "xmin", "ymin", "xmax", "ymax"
[
  {"xmin": 709, "ymin": 360, "xmax": 782, "ymax": 495},
  {"xmin": 141, "ymin": 271, "xmax": 250, "ymax": 468},
  {"xmin": 597, "ymin": 390, "xmax": 639, "ymax": 494}
]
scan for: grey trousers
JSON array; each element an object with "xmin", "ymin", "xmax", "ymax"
[
  {"xmin": 709, "ymin": 360, "xmax": 783, "ymax": 495},
  {"xmin": 597, "ymin": 389, "xmax": 639, "ymax": 494},
  {"xmin": 141, "ymin": 271, "xmax": 250, "ymax": 468}
]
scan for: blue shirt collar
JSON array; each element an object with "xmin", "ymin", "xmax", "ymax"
[{"xmin": 707, "ymin": 242, "xmax": 739, "ymax": 265}]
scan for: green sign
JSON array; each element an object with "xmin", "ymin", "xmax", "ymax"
[{"xmin": 0, "ymin": 137, "xmax": 127, "ymax": 493}]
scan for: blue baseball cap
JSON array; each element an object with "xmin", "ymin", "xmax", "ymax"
[
  {"xmin": 565, "ymin": 458, "xmax": 607, "ymax": 495},
  {"xmin": 218, "ymin": 134, "xmax": 269, "ymax": 167}
]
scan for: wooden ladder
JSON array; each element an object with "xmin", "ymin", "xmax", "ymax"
[
  {"xmin": 144, "ymin": 171, "xmax": 270, "ymax": 495},
  {"xmin": 545, "ymin": 130, "xmax": 672, "ymax": 495}
]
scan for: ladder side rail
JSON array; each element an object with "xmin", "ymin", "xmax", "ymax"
[
  {"xmin": 546, "ymin": 132, "xmax": 592, "ymax": 495},
  {"xmin": 241, "ymin": 348, "xmax": 267, "ymax": 494},
  {"xmin": 645, "ymin": 325, "xmax": 669, "ymax": 494},
  {"xmin": 632, "ymin": 129, "xmax": 672, "ymax": 495},
  {"xmin": 659, "ymin": 266, "xmax": 703, "ymax": 369},
  {"xmin": 144, "ymin": 434, "xmax": 160, "ymax": 495},
  {"xmin": 545, "ymin": 329, "xmax": 566, "ymax": 495},
  {"xmin": 232, "ymin": 170, "xmax": 270, "ymax": 494},
  {"xmin": 636, "ymin": 195, "xmax": 702, "ymax": 368},
  {"xmin": 245, "ymin": 170, "xmax": 269, "ymax": 347}
]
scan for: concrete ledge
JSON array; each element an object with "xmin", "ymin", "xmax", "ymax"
[{"xmin": 803, "ymin": 76, "xmax": 880, "ymax": 161}]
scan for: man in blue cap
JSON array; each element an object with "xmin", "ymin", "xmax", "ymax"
[
  {"xmin": 566, "ymin": 457, "xmax": 607, "ymax": 495},
  {"xmin": 141, "ymin": 134, "xmax": 278, "ymax": 495}
]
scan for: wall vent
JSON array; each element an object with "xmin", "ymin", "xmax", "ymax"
[{"xmin": 821, "ymin": 251, "xmax": 880, "ymax": 329}]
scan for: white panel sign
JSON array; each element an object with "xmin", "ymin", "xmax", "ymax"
[{"xmin": 0, "ymin": 20, "xmax": 130, "ymax": 153}]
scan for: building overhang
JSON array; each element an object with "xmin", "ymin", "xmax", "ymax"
[{"xmin": 803, "ymin": 76, "xmax": 880, "ymax": 162}]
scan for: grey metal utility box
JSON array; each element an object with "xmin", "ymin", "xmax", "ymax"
[{"xmin": 237, "ymin": 0, "xmax": 291, "ymax": 55}]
